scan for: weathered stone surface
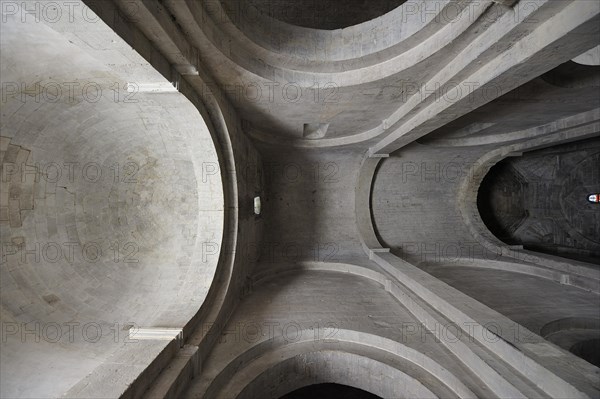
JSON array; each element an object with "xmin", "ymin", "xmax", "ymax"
[{"xmin": 1, "ymin": 0, "xmax": 599, "ymax": 398}]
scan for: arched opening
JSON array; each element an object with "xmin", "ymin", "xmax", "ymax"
[
  {"xmin": 280, "ymin": 383, "xmax": 383, "ymax": 399},
  {"xmin": 477, "ymin": 137, "xmax": 600, "ymax": 264},
  {"xmin": 224, "ymin": 344, "xmax": 468, "ymax": 399},
  {"xmin": 541, "ymin": 318, "xmax": 600, "ymax": 368},
  {"xmin": 0, "ymin": 4, "xmax": 224, "ymax": 398},
  {"xmin": 570, "ymin": 339, "xmax": 600, "ymax": 368},
  {"xmin": 239, "ymin": 0, "xmax": 407, "ymax": 30}
]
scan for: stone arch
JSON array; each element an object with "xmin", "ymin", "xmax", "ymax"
[
  {"xmin": 473, "ymin": 138, "xmax": 600, "ymax": 264},
  {"xmin": 205, "ymin": 330, "xmax": 476, "ymax": 399},
  {"xmin": 456, "ymin": 114, "xmax": 600, "ymax": 292},
  {"xmin": 0, "ymin": 6, "xmax": 225, "ymax": 398},
  {"xmin": 541, "ymin": 317, "xmax": 600, "ymax": 368}
]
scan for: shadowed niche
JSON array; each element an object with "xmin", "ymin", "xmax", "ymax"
[
  {"xmin": 242, "ymin": 0, "xmax": 407, "ymax": 30},
  {"xmin": 478, "ymin": 138, "xmax": 600, "ymax": 264},
  {"xmin": 279, "ymin": 383, "xmax": 383, "ymax": 399},
  {"xmin": 570, "ymin": 339, "xmax": 600, "ymax": 368},
  {"xmin": 541, "ymin": 318, "xmax": 600, "ymax": 368}
]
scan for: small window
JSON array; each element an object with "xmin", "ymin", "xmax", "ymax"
[{"xmin": 254, "ymin": 196, "xmax": 261, "ymax": 215}]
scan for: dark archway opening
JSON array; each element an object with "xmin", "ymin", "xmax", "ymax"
[
  {"xmin": 570, "ymin": 339, "xmax": 600, "ymax": 368},
  {"xmin": 279, "ymin": 383, "xmax": 383, "ymax": 399},
  {"xmin": 243, "ymin": 0, "xmax": 406, "ymax": 30},
  {"xmin": 478, "ymin": 137, "xmax": 600, "ymax": 264}
]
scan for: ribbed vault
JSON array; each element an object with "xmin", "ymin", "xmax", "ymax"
[{"xmin": 2, "ymin": 0, "xmax": 600, "ymax": 398}]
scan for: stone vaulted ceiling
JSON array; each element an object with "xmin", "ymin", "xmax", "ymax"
[{"xmin": 1, "ymin": 1, "xmax": 599, "ymax": 398}]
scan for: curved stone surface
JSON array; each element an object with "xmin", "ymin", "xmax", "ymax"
[
  {"xmin": 241, "ymin": 0, "xmax": 407, "ymax": 30},
  {"xmin": 3, "ymin": 0, "xmax": 600, "ymax": 397},
  {"xmin": 280, "ymin": 383, "xmax": 383, "ymax": 399},
  {"xmin": 217, "ymin": 0, "xmax": 454, "ymax": 64},
  {"xmin": 541, "ymin": 318, "xmax": 600, "ymax": 368},
  {"xmin": 161, "ymin": 0, "xmax": 600, "ymax": 147},
  {"xmin": 426, "ymin": 266, "xmax": 600, "ymax": 337},
  {"xmin": 183, "ymin": 269, "xmax": 490, "ymax": 399},
  {"xmin": 473, "ymin": 138, "xmax": 600, "ymax": 264},
  {"xmin": 0, "ymin": 6, "xmax": 223, "ymax": 398},
  {"xmin": 573, "ymin": 45, "xmax": 600, "ymax": 66},
  {"xmin": 230, "ymin": 347, "xmax": 453, "ymax": 399}
]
